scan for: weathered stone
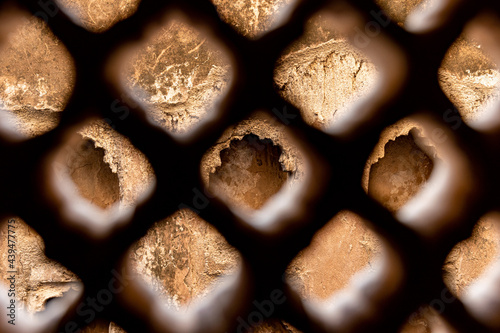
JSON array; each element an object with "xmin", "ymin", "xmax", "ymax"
[
  {"xmin": 440, "ymin": 36, "xmax": 500, "ymax": 123},
  {"xmin": 78, "ymin": 120, "xmax": 156, "ymax": 207},
  {"xmin": 0, "ymin": 218, "xmax": 79, "ymax": 314},
  {"xmin": 66, "ymin": 137, "xmax": 121, "ymax": 209},
  {"xmin": 3, "ymin": 1, "xmax": 500, "ymax": 333},
  {"xmin": 209, "ymin": 134, "xmax": 289, "ymax": 210},
  {"xmin": 286, "ymin": 211, "xmax": 382, "ymax": 300},
  {"xmin": 368, "ymin": 133, "xmax": 434, "ymax": 213},
  {"xmin": 274, "ymin": 12, "xmax": 378, "ymax": 129},
  {"xmin": 124, "ymin": 19, "xmax": 232, "ymax": 135},
  {"xmin": 443, "ymin": 216, "xmax": 500, "ymax": 296},
  {"xmin": 128, "ymin": 209, "xmax": 240, "ymax": 310},
  {"xmin": 55, "ymin": 0, "xmax": 140, "ymax": 33},
  {"xmin": 375, "ymin": 0, "xmax": 425, "ymax": 27},
  {"xmin": 0, "ymin": 13, "xmax": 74, "ymax": 137},
  {"xmin": 210, "ymin": 0, "xmax": 295, "ymax": 39}
]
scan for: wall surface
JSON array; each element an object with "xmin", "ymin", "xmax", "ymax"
[{"xmin": 0, "ymin": 1, "xmax": 499, "ymax": 333}]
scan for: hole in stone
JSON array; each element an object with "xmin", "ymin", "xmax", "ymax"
[
  {"xmin": 273, "ymin": 9, "xmax": 379, "ymax": 130},
  {"xmin": 0, "ymin": 9, "xmax": 75, "ymax": 140},
  {"xmin": 210, "ymin": 0, "xmax": 298, "ymax": 39},
  {"xmin": 208, "ymin": 134, "xmax": 290, "ymax": 211},
  {"xmin": 439, "ymin": 27, "xmax": 500, "ymax": 125},
  {"xmin": 201, "ymin": 111, "xmax": 307, "ymax": 220},
  {"xmin": 0, "ymin": 217, "xmax": 81, "ymax": 316},
  {"xmin": 127, "ymin": 209, "xmax": 241, "ymax": 311},
  {"xmin": 367, "ymin": 132, "xmax": 434, "ymax": 213},
  {"xmin": 443, "ymin": 214, "xmax": 500, "ymax": 297},
  {"xmin": 363, "ymin": 118, "xmax": 436, "ymax": 214},
  {"xmin": 120, "ymin": 16, "xmax": 233, "ymax": 137},
  {"xmin": 54, "ymin": 0, "xmax": 140, "ymax": 33},
  {"xmin": 65, "ymin": 137, "xmax": 120, "ymax": 209},
  {"xmin": 48, "ymin": 120, "xmax": 155, "ymax": 234},
  {"xmin": 286, "ymin": 210, "xmax": 383, "ymax": 300}
]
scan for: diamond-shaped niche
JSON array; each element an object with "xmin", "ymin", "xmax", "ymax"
[
  {"xmin": 439, "ymin": 23, "xmax": 499, "ymax": 126},
  {"xmin": 210, "ymin": 0, "xmax": 298, "ymax": 39},
  {"xmin": 127, "ymin": 208, "xmax": 241, "ymax": 311},
  {"xmin": 0, "ymin": 217, "xmax": 80, "ymax": 316},
  {"xmin": 363, "ymin": 118, "xmax": 434, "ymax": 214},
  {"xmin": 273, "ymin": 9, "xmax": 379, "ymax": 130},
  {"xmin": 286, "ymin": 210, "xmax": 383, "ymax": 301},
  {"xmin": 54, "ymin": 0, "xmax": 140, "ymax": 33},
  {"xmin": 0, "ymin": 10, "xmax": 75, "ymax": 140},
  {"xmin": 47, "ymin": 119, "xmax": 155, "ymax": 235},
  {"xmin": 120, "ymin": 15, "xmax": 233, "ymax": 138},
  {"xmin": 200, "ymin": 111, "xmax": 308, "ymax": 226}
]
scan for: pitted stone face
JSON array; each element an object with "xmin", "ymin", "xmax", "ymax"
[
  {"xmin": 208, "ymin": 134, "xmax": 290, "ymax": 210},
  {"xmin": 210, "ymin": 0, "xmax": 296, "ymax": 39},
  {"xmin": 128, "ymin": 209, "xmax": 240, "ymax": 310},
  {"xmin": 440, "ymin": 35, "xmax": 500, "ymax": 123},
  {"xmin": 55, "ymin": 0, "xmax": 140, "ymax": 33},
  {"xmin": 0, "ymin": 14, "xmax": 74, "ymax": 137},
  {"xmin": 65, "ymin": 137, "xmax": 121, "ymax": 209},
  {"xmin": 123, "ymin": 19, "xmax": 232, "ymax": 134},
  {"xmin": 286, "ymin": 211, "xmax": 382, "ymax": 301},
  {"xmin": 274, "ymin": 12, "xmax": 378, "ymax": 129},
  {"xmin": 368, "ymin": 133, "xmax": 434, "ymax": 212},
  {"xmin": 0, "ymin": 218, "xmax": 79, "ymax": 314}
]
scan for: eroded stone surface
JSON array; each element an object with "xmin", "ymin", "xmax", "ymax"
[
  {"xmin": 440, "ymin": 36, "xmax": 500, "ymax": 123},
  {"xmin": 368, "ymin": 133, "xmax": 434, "ymax": 212},
  {"xmin": 211, "ymin": 0, "xmax": 295, "ymax": 39},
  {"xmin": 66, "ymin": 137, "xmax": 121, "ymax": 209},
  {"xmin": 209, "ymin": 134, "xmax": 290, "ymax": 210},
  {"xmin": 129, "ymin": 209, "xmax": 240, "ymax": 310},
  {"xmin": 78, "ymin": 120, "xmax": 156, "ymax": 207},
  {"xmin": 400, "ymin": 306, "xmax": 458, "ymax": 333},
  {"xmin": 201, "ymin": 111, "xmax": 306, "ymax": 188},
  {"xmin": 375, "ymin": 0, "xmax": 424, "ymax": 26},
  {"xmin": 0, "ymin": 218, "xmax": 79, "ymax": 314},
  {"xmin": 4, "ymin": 1, "xmax": 500, "ymax": 332},
  {"xmin": 443, "ymin": 216, "xmax": 500, "ymax": 296},
  {"xmin": 55, "ymin": 0, "xmax": 140, "ymax": 33},
  {"xmin": 274, "ymin": 13, "xmax": 378, "ymax": 129},
  {"xmin": 0, "ymin": 14, "xmax": 74, "ymax": 137},
  {"xmin": 124, "ymin": 19, "xmax": 232, "ymax": 135},
  {"xmin": 287, "ymin": 211, "xmax": 382, "ymax": 300}
]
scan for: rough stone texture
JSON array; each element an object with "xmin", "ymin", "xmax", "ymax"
[
  {"xmin": 440, "ymin": 36, "xmax": 500, "ymax": 123},
  {"xmin": 0, "ymin": 218, "xmax": 80, "ymax": 315},
  {"xmin": 443, "ymin": 215, "xmax": 500, "ymax": 297},
  {"xmin": 128, "ymin": 209, "xmax": 240, "ymax": 310},
  {"xmin": 78, "ymin": 120, "xmax": 156, "ymax": 207},
  {"xmin": 375, "ymin": 0, "xmax": 424, "ymax": 27},
  {"xmin": 3, "ymin": 1, "xmax": 500, "ymax": 332},
  {"xmin": 55, "ymin": 0, "xmax": 140, "ymax": 33},
  {"xmin": 274, "ymin": 12, "xmax": 378, "ymax": 129},
  {"xmin": 210, "ymin": 0, "xmax": 295, "ymax": 39},
  {"xmin": 368, "ymin": 133, "xmax": 434, "ymax": 212},
  {"xmin": 399, "ymin": 306, "xmax": 458, "ymax": 333},
  {"xmin": 201, "ymin": 111, "xmax": 304, "ymax": 209},
  {"xmin": 286, "ymin": 211, "xmax": 382, "ymax": 300},
  {"xmin": 0, "ymin": 13, "xmax": 74, "ymax": 138},
  {"xmin": 209, "ymin": 134, "xmax": 290, "ymax": 210},
  {"xmin": 66, "ymin": 137, "xmax": 121, "ymax": 209},
  {"xmin": 124, "ymin": 19, "xmax": 232, "ymax": 135}
]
